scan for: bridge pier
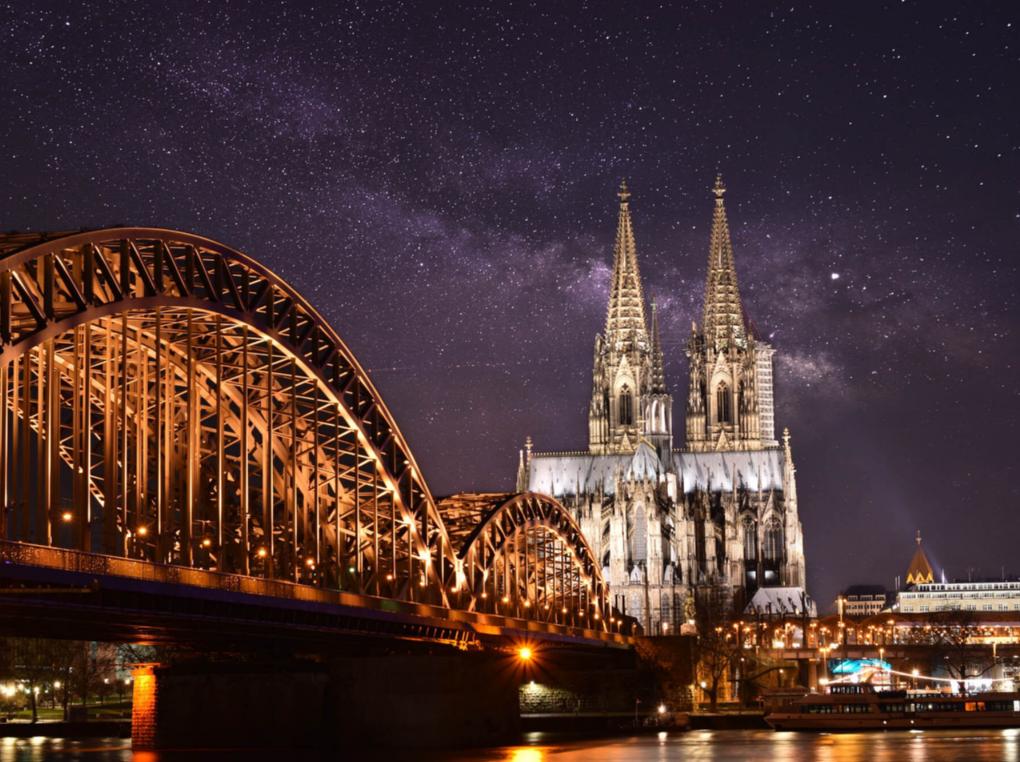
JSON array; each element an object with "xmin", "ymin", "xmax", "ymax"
[
  {"xmin": 326, "ymin": 652, "xmax": 520, "ymax": 748},
  {"xmin": 131, "ymin": 662, "xmax": 329, "ymax": 750},
  {"xmin": 131, "ymin": 651, "xmax": 520, "ymax": 750}
]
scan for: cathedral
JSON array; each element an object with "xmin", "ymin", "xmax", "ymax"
[{"xmin": 516, "ymin": 178, "xmax": 808, "ymax": 634}]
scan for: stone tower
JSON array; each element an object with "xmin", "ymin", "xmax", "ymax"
[
  {"xmin": 685, "ymin": 175, "xmax": 777, "ymax": 452},
  {"xmin": 589, "ymin": 181, "xmax": 672, "ymax": 456}
]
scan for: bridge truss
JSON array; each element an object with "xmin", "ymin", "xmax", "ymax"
[{"xmin": 0, "ymin": 228, "xmax": 609, "ymax": 634}]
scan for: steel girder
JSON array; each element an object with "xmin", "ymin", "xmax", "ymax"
[
  {"xmin": 440, "ymin": 492, "xmax": 608, "ymax": 628},
  {"xmin": 0, "ymin": 228, "xmax": 608, "ymax": 631}
]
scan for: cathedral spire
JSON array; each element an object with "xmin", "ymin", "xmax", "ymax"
[
  {"xmin": 702, "ymin": 174, "xmax": 746, "ymax": 348},
  {"xmin": 650, "ymin": 301, "xmax": 666, "ymax": 394},
  {"xmin": 604, "ymin": 180, "xmax": 649, "ymax": 345}
]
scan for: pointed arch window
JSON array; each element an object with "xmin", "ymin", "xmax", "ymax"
[
  {"xmin": 743, "ymin": 519, "xmax": 758, "ymax": 561},
  {"xmin": 619, "ymin": 385, "xmax": 633, "ymax": 426},
  {"xmin": 716, "ymin": 383, "xmax": 731, "ymax": 423},
  {"xmin": 763, "ymin": 518, "xmax": 784, "ymax": 562}
]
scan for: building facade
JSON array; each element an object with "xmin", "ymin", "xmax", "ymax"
[
  {"xmin": 837, "ymin": 585, "xmax": 892, "ymax": 618},
  {"xmin": 896, "ymin": 534, "xmax": 1020, "ymax": 613},
  {"xmin": 897, "ymin": 581, "xmax": 1020, "ymax": 614},
  {"xmin": 516, "ymin": 179, "xmax": 808, "ymax": 634}
]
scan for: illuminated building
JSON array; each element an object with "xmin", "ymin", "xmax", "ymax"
[
  {"xmin": 517, "ymin": 179, "xmax": 808, "ymax": 633},
  {"xmin": 898, "ymin": 581, "xmax": 1020, "ymax": 614},
  {"xmin": 836, "ymin": 585, "xmax": 891, "ymax": 618},
  {"xmin": 906, "ymin": 531, "xmax": 935, "ymax": 586},
  {"xmin": 896, "ymin": 534, "xmax": 1020, "ymax": 613}
]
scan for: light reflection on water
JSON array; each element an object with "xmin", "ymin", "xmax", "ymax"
[{"xmin": 0, "ymin": 730, "xmax": 1018, "ymax": 761}]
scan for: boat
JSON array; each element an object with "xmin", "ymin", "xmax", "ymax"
[{"xmin": 766, "ymin": 684, "xmax": 1020, "ymax": 731}]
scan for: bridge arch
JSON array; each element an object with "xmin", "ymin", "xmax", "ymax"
[
  {"xmin": 0, "ymin": 228, "xmax": 462, "ymax": 606},
  {"xmin": 440, "ymin": 492, "xmax": 608, "ymax": 626},
  {"xmin": 0, "ymin": 228, "xmax": 609, "ymax": 631}
]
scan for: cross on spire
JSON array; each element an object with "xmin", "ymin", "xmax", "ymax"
[{"xmin": 618, "ymin": 178, "xmax": 631, "ymax": 203}]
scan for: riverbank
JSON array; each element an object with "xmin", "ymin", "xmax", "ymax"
[
  {"xmin": 521, "ymin": 711, "xmax": 768, "ymax": 733},
  {"xmin": 0, "ymin": 720, "xmax": 130, "ymax": 738}
]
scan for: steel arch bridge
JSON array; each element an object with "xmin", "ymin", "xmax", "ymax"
[{"xmin": 0, "ymin": 228, "xmax": 612, "ymax": 642}]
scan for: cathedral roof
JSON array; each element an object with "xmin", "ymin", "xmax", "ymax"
[
  {"xmin": 674, "ymin": 449, "xmax": 784, "ymax": 494},
  {"xmin": 527, "ymin": 446, "xmax": 785, "ymax": 497},
  {"xmin": 906, "ymin": 531, "xmax": 935, "ymax": 586},
  {"xmin": 744, "ymin": 587, "xmax": 817, "ymax": 618},
  {"xmin": 603, "ymin": 181, "xmax": 649, "ymax": 345},
  {"xmin": 701, "ymin": 175, "xmax": 748, "ymax": 349}
]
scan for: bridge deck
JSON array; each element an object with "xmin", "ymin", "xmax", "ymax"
[{"xmin": 0, "ymin": 540, "xmax": 632, "ymax": 651}]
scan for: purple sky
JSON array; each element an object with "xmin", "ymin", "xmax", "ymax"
[{"xmin": 2, "ymin": 1, "xmax": 1018, "ymax": 609}]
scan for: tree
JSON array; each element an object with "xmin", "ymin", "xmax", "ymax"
[
  {"xmin": 694, "ymin": 589, "xmax": 741, "ymax": 712},
  {"xmin": 909, "ymin": 609, "xmax": 997, "ymax": 693}
]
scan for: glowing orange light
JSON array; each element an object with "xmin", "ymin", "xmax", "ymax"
[
  {"xmin": 136, "ymin": 526, "xmax": 149, "ymax": 537},
  {"xmin": 518, "ymin": 647, "xmax": 533, "ymax": 662},
  {"xmin": 201, "ymin": 538, "xmax": 212, "ymax": 548},
  {"xmin": 256, "ymin": 546, "xmax": 268, "ymax": 558},
  {"xmin": 60, "ymin": 511, "xmax": 73, "ymax": 523},
  {"xmin": 305, "ymin": 557, "xmax": 315, "ymax": 568}
]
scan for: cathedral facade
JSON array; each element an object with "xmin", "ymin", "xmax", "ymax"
[{"xmin": 516, "ymin": 178, "xmax": 808, "ymax": 633}]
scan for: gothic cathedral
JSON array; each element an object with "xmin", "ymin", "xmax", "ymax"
[{"xmin": 516, "ymin": 178, "xmax": 808, "ymax": 633}]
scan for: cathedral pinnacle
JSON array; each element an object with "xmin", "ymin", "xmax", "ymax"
[
  {"xmin": 618, "ymin": 178, "xmax": 631, "ymax": 203},
  {"xmin": 713, "ymin": 173, "xmax": 725, "ymax": 201},
  {"xmin": 604, "ymin": 180, "xmax": 648, "ymax": 344},
  {"xmin": 650, "ymin": 301, "xmax": 666, "ymax": 394}
]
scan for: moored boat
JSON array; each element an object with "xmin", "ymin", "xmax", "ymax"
[{"xmin": 766, "ymin": 684, "xmax": 1020, "ymax": 731}]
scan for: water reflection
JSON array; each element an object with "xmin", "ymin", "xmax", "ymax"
[{"xmin": 0, "ymin": 731, "xmax": 1019, "ymax": 761}]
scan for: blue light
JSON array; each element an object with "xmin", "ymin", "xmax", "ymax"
[{"xmin": 830, "ymin": 658, "xmax": 891, "ymax": 675}]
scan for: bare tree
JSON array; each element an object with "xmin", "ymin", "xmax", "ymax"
[
  {"xmin": 694, "ymin": 589, "xmax": 741, "ymax": 712},
  {"xmin": 909, "ymin": 610, "xmax": 997, "ymax": 693}
]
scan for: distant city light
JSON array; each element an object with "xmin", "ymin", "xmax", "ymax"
[{"xmin": 518, "ymin": 646, "xmax": 533, "ymax": 662}]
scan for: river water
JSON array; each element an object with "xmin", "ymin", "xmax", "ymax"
[{"xmin": 2, "ymin": 729, "xmax": 1019, "ymax": 760}]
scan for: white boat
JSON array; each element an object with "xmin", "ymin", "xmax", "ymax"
[{"xmin": 766, "ymin": 684, "xmax": 1020, "ymax": 731}]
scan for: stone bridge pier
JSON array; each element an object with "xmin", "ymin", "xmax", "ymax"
[{"xmin": 131, "ymin": 651, "xmax": 522, "ymax": 750}]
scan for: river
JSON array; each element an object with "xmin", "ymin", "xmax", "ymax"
[{"xmin": 2, "ymin": 729, "xmax": 1019, "ymax": 760}]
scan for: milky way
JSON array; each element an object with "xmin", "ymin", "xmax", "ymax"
[{"xmin": 2, "ymin": 1, "xmax": 1018, "ymax": 607}]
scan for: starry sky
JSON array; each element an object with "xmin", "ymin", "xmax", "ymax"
[{"xmin": 2, "ymin": 1, "xmax": 1018, "ymax": 609}]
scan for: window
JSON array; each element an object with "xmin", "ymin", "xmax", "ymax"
[
  {"xmin": 716, "ymin": 383, "xmax": 731, "ymax": 423},
  {"xmin": 743, "ymin": 521, "xmax": 757, "ymax": 561},
  {"xmin": 764, "ymin": 519, "xmax": 783, "ymax": 562},
  {"xmin": 619, "ymin": 386, "xmax": 633, "ymax": 426}
]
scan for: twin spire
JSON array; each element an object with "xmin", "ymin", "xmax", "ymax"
[
  {"xmin": 702, "ymin": 174, "xmax": 747, "ymax": 348},
  {"xmin": 604, "ymin": 174, "xmax": 749, "ymax": 361}
]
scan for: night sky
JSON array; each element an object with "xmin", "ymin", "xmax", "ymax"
[{"xmin": 2, "ymin": 2, "xmax": 1018, "ymax": 610}]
